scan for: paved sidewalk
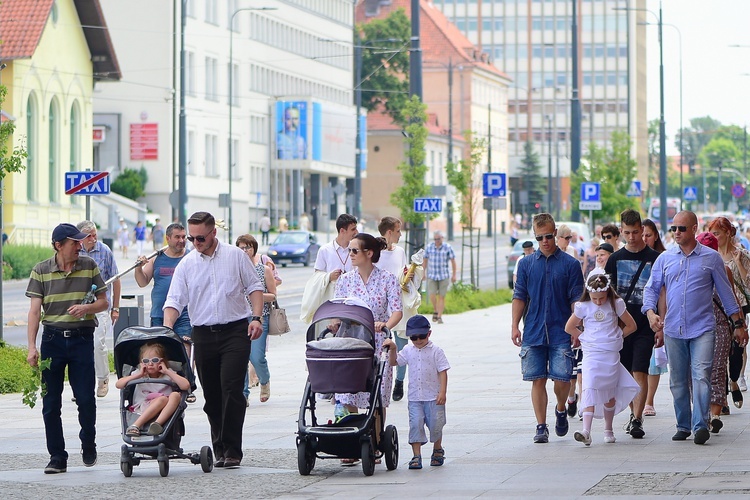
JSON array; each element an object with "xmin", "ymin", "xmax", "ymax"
[{"xmin": 3, "ymin": 304, "xmax": 750, "ymax": 498}]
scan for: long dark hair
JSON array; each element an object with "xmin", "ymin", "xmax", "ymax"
[
  {"xmin": 642, "ymin": 218, "xmax": 666, "ymax": 253},
  {"xmin": 353, "ymin": 233, "xmax": 388, "ymax": 263}
]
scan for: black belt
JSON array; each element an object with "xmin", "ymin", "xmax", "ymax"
[
  {"xmin": 194, "ymin": 318, "xmax": 247, "ymax": 333},
  {"xmin": 44, "ymin": 326, "xmax": 95, "ymax": 337}
]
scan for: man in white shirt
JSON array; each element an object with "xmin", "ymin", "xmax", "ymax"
[
  {"xmin": 163, "ymin": 211, "xmax": 264, "ymax": 469},
  {"xmin": 300, "ymin": 213, "xmax": 358, "ymax": 323}
]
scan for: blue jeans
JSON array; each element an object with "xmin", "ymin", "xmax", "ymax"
[
  {"xmin": 41, "ymin": 328, "xmax": 97, "ymax": 461},
  {"xmin": 519, "ymin": 343, "xmax": 574, "ymax": 382},
  {"xmin": 394, "ymin": 334, "xmax": 408, "ymax": 382},
  {"xmin": 244, "ymin": 316, "xmax": 270, "ymax": 398},
  {"xmin": 665, "ymin": 331, "xmax": 715, "ymax": 433}
]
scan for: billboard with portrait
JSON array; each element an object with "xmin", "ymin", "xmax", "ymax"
[{"xmin": 276, "ymin": 101, "xmax": 308, "ymax": 160}]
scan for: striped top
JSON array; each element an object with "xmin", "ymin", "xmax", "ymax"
[{"xmin": 26, "ymin": 255, "xmax": 107, "ymax": 328}]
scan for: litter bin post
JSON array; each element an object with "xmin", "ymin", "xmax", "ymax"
[{"xmin": 113, "ymin": 294, "xmax": 145, "ymax": 342}]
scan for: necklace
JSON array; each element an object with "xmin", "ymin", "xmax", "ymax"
[{"xmin": 336, "ymin": 245, "xmax": 349, "ymax": 268}]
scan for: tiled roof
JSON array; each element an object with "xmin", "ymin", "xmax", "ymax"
[
  {"xmin": 357, "ymin": 0, "xmax": 510, "ymax": 80},
  {"xmin": 0, "ymin": 0, "xmax": 121, "ymax": 80},
  {"xmin": 0, "ymin": 0, "xmax": 55, "ymax": 60},
  {"xmin": 367, "ymin": 106, "xmax": 453, "ymax": 138}
]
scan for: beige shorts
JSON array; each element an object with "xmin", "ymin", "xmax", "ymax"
[{"xmin": 427, "ymin": 278, "xmax": 450, "ymax": 297}]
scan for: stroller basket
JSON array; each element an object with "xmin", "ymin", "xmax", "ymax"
[{"xmin": 305, "ymin": 337, "xmax": 374, "ymax": 393}]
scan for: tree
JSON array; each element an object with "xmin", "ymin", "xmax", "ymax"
[
  {"xmin": 573, "ymin": 131, "xmax": 639, "ymax": 222},
  {"xmin": 111, "ymin": 167, "xmax": 148, "ymax": 200},
  {"xmin": 358, "ymin": 9, "xmax": 411, "ymax": 126},
  {"xmin": 517, "ymin": 142, "xmax": 545, "ymax": 213},
  {"xmin": 647, "ymin": 119, "xmax": 660, "ymax": 201},
  {"xmin": 0, "ymin": 85, "xmax": 28, "ymax": 198},
  {"xmin": 677, "ymin": 115, "xmax": 722, "ymax": 165},
  {"xmin": 698, "ymin": 137, "xmax": 742, "ymax": 211},
  {"xmin": 390, "ymin": 96, "xmax": 429, "ymax": 227}
]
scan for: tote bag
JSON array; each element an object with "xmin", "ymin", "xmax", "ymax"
[{"xmin": 268, "ymin": 300, "xmax": 291, "ymax": 335}]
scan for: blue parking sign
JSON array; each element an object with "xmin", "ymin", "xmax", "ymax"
[
  {"xmin": 482, "ymin": 173, "xmax": 506, "ymax": 197},
  {"xmin": 581, "ymin": 182, "xmax": 600, "ymax": 202}
]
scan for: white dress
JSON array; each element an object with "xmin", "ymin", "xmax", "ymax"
[{"xmin": 574, "ymin": 298, "xmax": 640, "ymax": 418}]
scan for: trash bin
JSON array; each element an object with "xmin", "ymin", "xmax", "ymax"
[
  {"xmin": 102, "ymin": 237, "xmax": 114, "ymax": 252},
  {"xmin": 113, "ymin": 294, "xmax": 145, "ymax": 343}
]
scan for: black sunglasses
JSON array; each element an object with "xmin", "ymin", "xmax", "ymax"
[
  {"xmin": 534, "ymin": 233, "xmax": 555, "ymax": 242},
  {"xmin": 603, "ymin": 234, "xmax": 614, "ymax": 240},
  {"xmin": 670, "ymin": 225, "xmax": 688, "ymax": 233},
  {"xmin": 561, "ymin": 235, "xmax": 572, "ymax": 241},
  {"xmin": 187, "ymin": 232, "xmax": 210, "ymax": 243},
  {"xmin": 348, "ymin": 248, "xmax": 361, "ymax": 255},
  {"xmin": 409, "ymin": 333, "xmax": 429, "ymax": 341}
]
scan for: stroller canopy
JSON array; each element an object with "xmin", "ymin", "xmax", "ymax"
[
  {"xmin": 114, "ymin": 326, "xmax": 194, "ymax": 387},
  {"xmin": 308, "ymin": 299, "xmax": 376, "ymax": 340}
]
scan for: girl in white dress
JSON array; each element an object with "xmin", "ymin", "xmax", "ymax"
[{"xmin": 564, "ymin": 271, "xmax": 639, "ymax": 445}]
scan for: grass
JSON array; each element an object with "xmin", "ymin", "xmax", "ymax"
[
  {"xmin": 418, "ymin": 282, "xmax": 513, "ymax": 315},
  {"xmin": 0, "ymin": 342, "xmax": 115, "ymax": 399}
]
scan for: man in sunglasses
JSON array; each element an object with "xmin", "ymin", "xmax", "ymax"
[
  {"xmin": 163, "ymin": 211, "xmax": 264, "ymax": 468},
  {"xmin": 604, "ymin": 209, "xmax": 661, "ymax": 439},
  {"xmin": 601, "ymin": 224, "xmax": 621, "ymax": 249},
  {"xmin": 643, "ymin": 210, "xmax": 749, "ymax": 445},
  {"xmin": 512, "ymin": 213, "xmax": 584, "ymax": 444}
]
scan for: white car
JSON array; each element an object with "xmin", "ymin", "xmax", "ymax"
[{"xmin": 555, "ymin": 221, "xmax": 593, "ymax": 254}]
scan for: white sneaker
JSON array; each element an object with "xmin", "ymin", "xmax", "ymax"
[
  {"xmin": 96, "ymin": 378, "xmax": 109, "ymax": 398},
  {"xmin": 574, "ymin": 430, "xmax": 592, "ymax": 446},
  {"xmin": 604, "ymin": 431, "xmax": 616, "ymax": 443},
  {"xmin": 740, "ymin": 376, "xmax": 747, "ymax": 392}
]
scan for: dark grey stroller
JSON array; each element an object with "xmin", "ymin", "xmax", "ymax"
[
  {"xmin": 114, "ymin": 326, "xmax": 213, "ymax": 477},
  {"xmin": 296, "ymin": 299, "xmax": 399, "ymax": 476}
]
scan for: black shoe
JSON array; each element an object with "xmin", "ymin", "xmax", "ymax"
[
  {"xmin": 623, "ymin": 413, "xmax": 634, "ymax": 434},
  {"xmin": 44, "ymin": 458, "xmax": 67, "ymax": 474},
  {"xmin": 694, "ymin": 427, "xmax": 710, "ymax": 445},
  {"xmin": 81, "ymin": 447, "xmax": 97, "ymax": 467},
  {"xmin": 223, "ymin": 457, "xmax": 241, "ymax": 468},
  {"xmin": 392, "ymin": 380, "xmax": 404, "ymax": 402},
  {"xmin": 554, "ymin": 409, "xmax": 569, "ymax": 437},
  {"xmin": 710, "ymin": 417, "xmax": 723, "ymax": 434},
  {"xmin": 672, "ymin": 430, "xmax": 691, "ymax": 441},
  {"xmin": 629, "ymin": 418, "xmax": 645, "ymax": 439},
  {"xmin": 567, "ymin": 394, "xmax": 578, "ymax": 418},
  {"xmin": 214, "ymin": 457, "xmax": 225, "ymax": 468}
]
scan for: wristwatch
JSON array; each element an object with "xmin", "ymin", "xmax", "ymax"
[
  {"xmin": 734, "ymin": 318, "xmax": 747, "ymax": 330},
  {"xmin": 249, "ymin": 316, "xmax": 262, "ymax": 324},
  {"xmin": 112, "ymin": 307, "xmax": 120, "ymax": 313}
]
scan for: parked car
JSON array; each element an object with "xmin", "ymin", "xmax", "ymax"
[
  {"xmin": 267, "ymin": 231, "xmax": 320, "ymax": 267},
  {"xmin": 506, "ymin": 239, "xmax": 539, "ymax": 288}
]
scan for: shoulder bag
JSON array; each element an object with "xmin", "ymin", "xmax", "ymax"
[{"xmin": 268, "ymin": 299, "xmax": 291, "ymax": 336}]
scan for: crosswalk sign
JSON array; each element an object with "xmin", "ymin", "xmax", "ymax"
[
  {"xmin": 626, "ymin": 180, "xmax": 642, "ymax": 198},
  {"xmin": 684, "ymin": 186, "xmax": 698, "ymax": 201}
]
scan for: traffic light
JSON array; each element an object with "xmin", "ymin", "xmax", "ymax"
[{"xmin": 534, "ymin": 203, "xmax": 540, "ymax": 209}]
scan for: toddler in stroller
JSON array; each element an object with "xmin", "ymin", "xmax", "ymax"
[{"xmin": 116, "ymin": 341, "xmax": 191, "ymax": 437}]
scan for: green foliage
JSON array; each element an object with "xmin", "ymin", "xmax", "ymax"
[
  {"xmin": 0, "ymin": 343, "xmax": 46, "ymax": 405},
  {"xmin": 418, "ymin": 285, "xmax": 512, "ymax": 315},
  {"xmin": 517, "ymin": 142, "xmax": 545, "ymax": 211},
  {"xmin": 111, "ymin": 167, "xmax": 148, "ymax": 200},
  {"xmin": 358, "ymin": 9, "xmax": 411, "ymax": 126},
  {"xmin": 0, "ymin": 85, "xmax": 28, "ymax": 198},
  {"xmin": 390, "ymin": 96, "xmax": 430, "ymax": 226},
  {"xmin": 22, "ymin": 357, "xmax": 51, "ymax": 408},
  {"xmin": 573, "ymin": 130, "xmax": 639, "ymax": 222},
  {"xmin": 677, "ymin": 115, "xmax": 722, "ymax": 165},
  {"xmin": 446, "ymin": 135, "xmax": 486, "ymax": 228},
  {"xmin": 3, "ymin": 244, "xmax": 54, "ymax": 279}
]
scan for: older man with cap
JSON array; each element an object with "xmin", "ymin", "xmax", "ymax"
[
  {"xmin": 423, "ymin": 231, "xmax": 456, "ymax": 324},
  {"xmin": 26, "ymin": 223, "xmax": 108, "ymax": 474},
  {"xmin": 513, "ymin": 240, "xmax": 535, "ymax": 286}
]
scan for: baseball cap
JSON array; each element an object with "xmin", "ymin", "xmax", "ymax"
[
  {"xmin": 595, "ymin": 242, "xmax": 615, "ymax": 254},
  {"xmin": 406, "ymin": 315, "xmax": 431, "ymax": 335},
  {"xmin": 52, "ymin": 223, "xmax": 88, "ymax": 243},
  {"xmin": 521, "ymin": 240, "xmax": 534, "ymax": 249}
]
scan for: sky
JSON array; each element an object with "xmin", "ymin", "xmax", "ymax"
[{"xmin": 646, "ymin": 0, "xmax": 750, "ymax": 154}]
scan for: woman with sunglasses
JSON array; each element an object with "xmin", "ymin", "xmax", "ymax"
[
  {"xmin": 708, "ymin": 217, "xmax": 750, "ymax": 410},
  {"xmin": 236, "ymin": 234, "xmax": 277, "ymax": 404},
  {"xmin": 334, "ymin": 233, "xmax": 403, "ymax": 416}
]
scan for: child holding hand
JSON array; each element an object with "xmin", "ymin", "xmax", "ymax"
[
  {"xmin": 564, "ymin": 272, "xmax": 639, "ymax": 445},
  {"xmin": 116, "ymin": 341, "xmax": 191, "ymax": 436},
  {"xmin": 384, "ymin": 315, "xmax": 449, "ymax": 470}
]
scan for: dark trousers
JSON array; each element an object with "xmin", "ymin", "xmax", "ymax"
[
  {"xmin": 41, "ymin": 329, "xmax": 96, "ymax": 461},
  {"xmin": 261, "ymin": 230, "xmax": 270, "ymax": 245},
  {"xmin": 192, "ymin": 320, "xmax": 251, "ymax": 460}
]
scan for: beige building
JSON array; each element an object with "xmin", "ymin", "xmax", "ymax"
[{"xmin": 0, "ymin": 0, "xmax": 120, "ymax": 244}]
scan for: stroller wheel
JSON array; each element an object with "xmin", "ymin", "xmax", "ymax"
[
  {"xmin": 361, "ymin": 440, "xmax": 375, "ymax": 477},
  {"xmin": 297, "ymin": 440, "xmax": 316, "ymax": 476},
  {"xmin": 158, "ymin": 458, "xmax": 169, "ymax": 477},
  {"xmin": 120, "ymin": 460, "xmax": 133, "ymax": 477},
  {"xmin": 200, "ymin": 446, "xmax": 214, "ymax": 473},
  {"xmin": 383, "ymin": 425, "xmax": 399, "ymax": 471}
]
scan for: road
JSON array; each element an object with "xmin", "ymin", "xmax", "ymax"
[{"xmin": 0, "ymin": 231, "xmax": 522, "ymax": 348}]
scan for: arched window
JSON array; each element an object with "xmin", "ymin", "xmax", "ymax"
[
  {"xmin": 70, "ymin": 102, "xmax": 80, "ymax": 205},
  {"xmin": 26, "ymin": 94, "xmax": 37, "ymax": 201},
  {"xmin": 49, "ymin": 99, "xmax": 59, "ymax": 203}
]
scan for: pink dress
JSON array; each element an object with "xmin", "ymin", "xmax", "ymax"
[
  {"xmin": 334, "ymin": 266, "xmax": 402, "ymax": 408},
  {"xmin": 129, "ymin": 373, "xmax": 172, "ymax": 414}
]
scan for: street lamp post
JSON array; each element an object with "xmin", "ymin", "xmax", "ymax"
[
  {"xmin": 178, "ymin": 0, "xmax": 187, "ymax": 225},
  {"xmin": 546, "ymin": 115, "xmax": 552, "ymax": 213}
]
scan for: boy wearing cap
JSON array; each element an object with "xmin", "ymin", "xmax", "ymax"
[
  {"xmin": 384, "ymin": 315, "xmax": 450, "ymax": 470},
  {"xmin": 594, "ymin": 242, "xmax": 615, "ymax": 272},
  {"xmin": 26, "ymin": 223, "xmax": 109, "ymax": 474}
]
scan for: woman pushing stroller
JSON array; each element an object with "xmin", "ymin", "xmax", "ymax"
[{"xmin": 117, "ymin": 341, "xmax": 191, "ymax": 437}]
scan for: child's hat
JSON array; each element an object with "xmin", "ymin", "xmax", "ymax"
[{"xmin": 406, "ymin": 315, "xmax": 431, "ymax": 335}]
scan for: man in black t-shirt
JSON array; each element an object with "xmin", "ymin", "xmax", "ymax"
[{"xmin": 604, "ymin": 209, "xmax": 661, "ymax": 440}]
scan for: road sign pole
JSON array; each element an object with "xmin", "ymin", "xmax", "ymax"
[
  {"xmin": 590, "ymin": 210, "xmax": 594, "ymax": 234},
  {"xmin": 493, "ymin": 208, "xmax": 498, "ymax": 290}
]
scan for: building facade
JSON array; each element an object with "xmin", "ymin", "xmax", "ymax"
[
  {"xmin": 94, "ymin": 0, "xmax": 358, "ymax": 240},
  {"xmin": 433, "ymin": 0, "xmax": 648, "ymax": 218}
]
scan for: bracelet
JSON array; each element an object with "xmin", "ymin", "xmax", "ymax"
[{"xmin": 112, "ymin": 307, "xmax": 120, "ymax": 312}]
